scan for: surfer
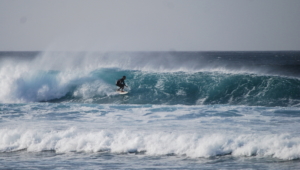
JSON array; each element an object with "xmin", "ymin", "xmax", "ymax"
[{"xmin": 116, "ymin": 76, "xmax": 127, "ymax": 92}]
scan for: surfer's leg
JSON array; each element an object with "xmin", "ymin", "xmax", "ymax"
[{"xmin": 117, "ymin": 85, "xmax": 121, "ymax": 91}]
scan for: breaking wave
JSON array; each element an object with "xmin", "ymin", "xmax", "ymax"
[{"xmin": 1, "ymin": 51, "xmax": 300, "ymax": 106}]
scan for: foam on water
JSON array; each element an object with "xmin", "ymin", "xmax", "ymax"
[
  {"xmin": 1, "ymin": 103, "xmax": 300, "ymax": 161},
  {"xmin": 1, "ymin": 127, "xmax": 300, "ymax": 160}
]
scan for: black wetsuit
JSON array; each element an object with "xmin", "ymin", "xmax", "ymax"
[{"xmin": 116, "ymin": 78, "xmax": 126, "ymax": 88}]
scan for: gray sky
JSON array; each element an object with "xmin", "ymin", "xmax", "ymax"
[{"xmin": 1, "ymin": 0, "xmax": 300, "ymax": 51}]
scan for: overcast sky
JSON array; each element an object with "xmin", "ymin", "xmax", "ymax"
[{"xmin": 1, "ymin": 0, "xmax": 300, "ymax": 51}]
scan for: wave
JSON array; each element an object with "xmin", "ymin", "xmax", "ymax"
[
  {"xmin": 1, "ymin": 51, "xmax": 300, "ymax": 106},
  {"xmin": 1, "ymin": 67, "xmax": 300, "ymax": 106},
  {"xmin": 1, "ymin": 127, "xmax": 299, "ymax": 160}
]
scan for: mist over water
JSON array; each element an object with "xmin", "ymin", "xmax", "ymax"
[{"xmin": 2, "ymin": 51, "xmax": 300, "ymax": 73}]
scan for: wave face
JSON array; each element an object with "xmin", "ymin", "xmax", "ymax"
[
  {"xmin": 1, "ymin": 51, "xmax": 300, "ymax": 106},
  {"xmin": 50, "ymin": 69, "xmax": 300, "ymax": 107}
]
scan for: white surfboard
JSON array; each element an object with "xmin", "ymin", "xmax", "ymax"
[{"xmin": 117, "ymin": 91, "xmax": 128, "ymax": 94}]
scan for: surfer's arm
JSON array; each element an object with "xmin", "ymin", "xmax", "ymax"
[{"xmin": 122, "ymin": 80, "xmax": 127, "ymax": 86}]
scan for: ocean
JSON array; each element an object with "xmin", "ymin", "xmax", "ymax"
[{"xmin": 0, "ymin": 51, "xmax": 300, "ymax": 169}]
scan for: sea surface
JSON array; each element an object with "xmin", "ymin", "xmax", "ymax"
[{"xmin": 0, "ymin": 51, "xmax": 300, "ymax": 169}]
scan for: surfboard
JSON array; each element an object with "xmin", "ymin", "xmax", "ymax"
[{"xmin": 117, "ymin": 91, "xmax": 128, "ymax": 94}]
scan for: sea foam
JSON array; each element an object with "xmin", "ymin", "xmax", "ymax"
[{"xmin": 1, "ymin": 128, "xmax": 299, "ymax": 160}]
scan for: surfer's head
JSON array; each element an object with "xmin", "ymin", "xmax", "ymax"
[{"xmin": 123, "ymin": 76, "xmax": 126, "ymax": 79}]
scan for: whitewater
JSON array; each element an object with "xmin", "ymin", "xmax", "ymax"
[{"xmin": 1, "ymin": 51, "xmax": 300, "ymax": 169}]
